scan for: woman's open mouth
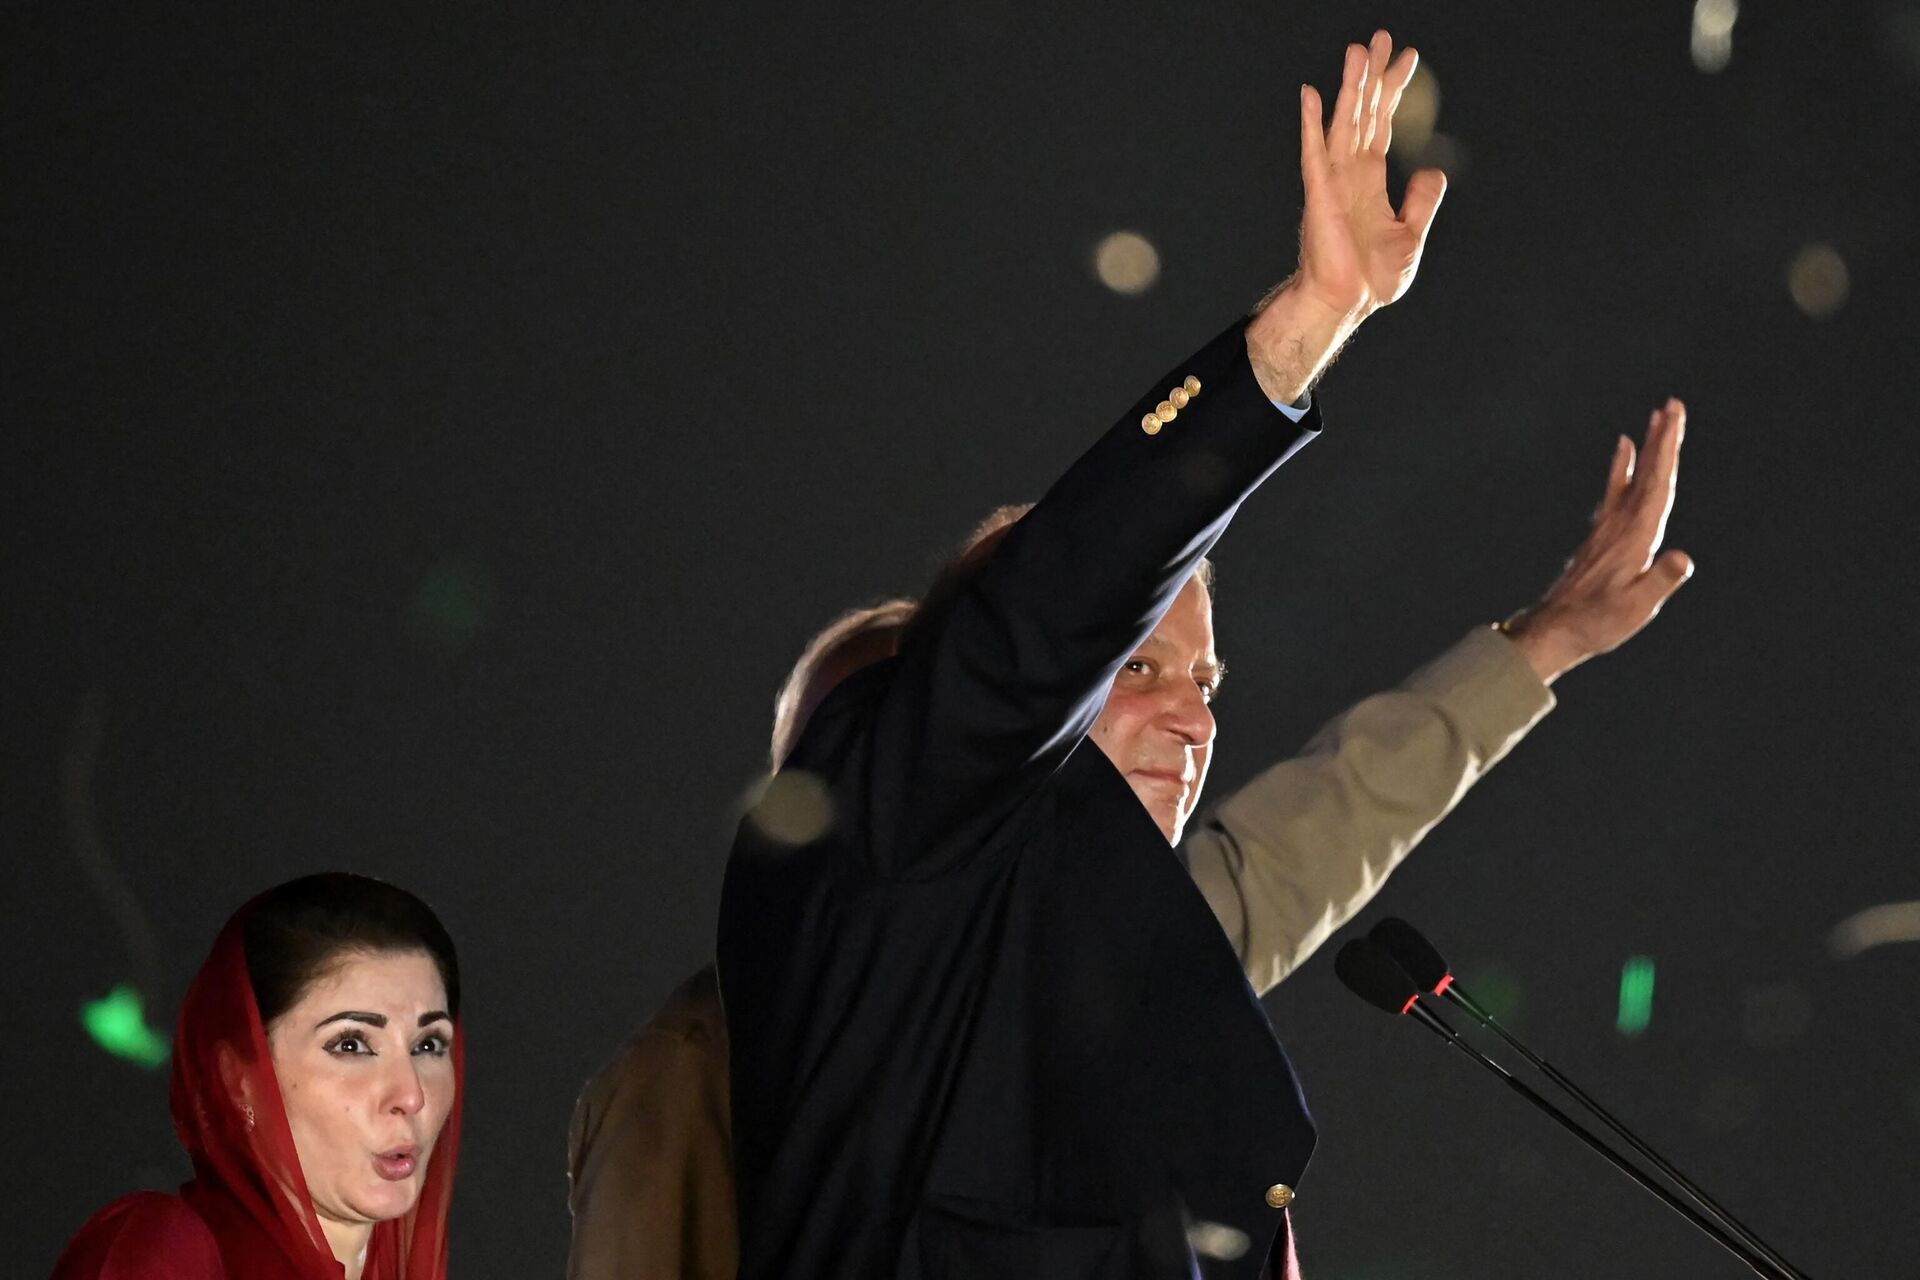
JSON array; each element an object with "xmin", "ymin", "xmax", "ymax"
[{"xmin": 372, "ymin": 1147, "xmax": 417, "ymax": 1181}]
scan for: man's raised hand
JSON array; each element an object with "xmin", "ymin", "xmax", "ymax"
[
  {"xmin": 1296, "ymin": 31, "xmax": 1446, "ymax": 320},
  {"xmin": 1245, "ymin": 30, "xmax": 1447, "ymax": 405},
  {"xmin": 1505, "ymin": 400, "xmax": 1697, "ymax": 685}
]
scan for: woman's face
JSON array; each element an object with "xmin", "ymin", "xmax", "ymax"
[{"xmin": 266, "ymin": 949, "xmax": 456, "ymax": 1230}]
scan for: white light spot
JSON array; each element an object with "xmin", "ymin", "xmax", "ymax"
[
  {"xmin": 1186, "ymin": 1221, "xmax": 1250, "ymax": 1261},
  {"xmin": 1829, "ymin": 899, "xmax": 1920, "ymax": 957},
  {"xmin": 1691, "ymin": 0, "xmax": 1739, "ymax": 72},
  {"xmin": 744, "ymin": 770, "xmax": 835, "ymax": 846},
  {"xmin": 1394, "ymin": 64, "xmax": 1441, "ymax": 158},
  {"xmin": 1094, "ymin": 231, "xmax": 1161, "ymax": 295},
  {"xmin": 1695, "ymin": 0, "xmax": 1739, "ymax": 38},
  {"xmin": 1787, "ymin": 243, "xmax": 1850, "ymax": 319}
]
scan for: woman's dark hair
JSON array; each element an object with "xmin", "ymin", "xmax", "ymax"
[{"xmin": 242, "ymin": 873, "xmax": 461, "ymax": 1027}]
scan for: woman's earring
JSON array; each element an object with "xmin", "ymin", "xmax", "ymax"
[{"xmin": 242, "ymin": 1103, "xmax": 256, "ymax": 1133}]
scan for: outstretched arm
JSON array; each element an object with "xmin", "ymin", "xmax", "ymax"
[
  {"xmin": 1186, "ymin": 404, "xmax": 1692, "ymax": 992},
  {"xmin": 862, "ymin": 33, "xmax": 1449, "ymax": 874},
  {"xmin": 1187, "ymin": 629, "xmax": 1552, "ymax": 995}
]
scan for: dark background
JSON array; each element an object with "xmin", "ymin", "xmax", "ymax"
[{"xmin": 8, "ymin": 3, "xmax": 1917, "ymax": 1276}]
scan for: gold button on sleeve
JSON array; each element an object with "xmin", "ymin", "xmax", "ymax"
[
  {"xmin": 1183, "ymin": 375, "xmax": 1201, "ymax": 396},
  {"xmin": 1141, "ymin": 414, "xmax": 1163, "ymax": 435},
  {"xmin": 1155, "ymin": 400, "xmax": 1176, "ymax": 421},
  {"xmin": 1169, "ymin": 386, "xmax": 1190, "ymax": 409},
  {"xmin": 1264, "ymin": 1184, "xmax": 1294, "ymax": 1209}
]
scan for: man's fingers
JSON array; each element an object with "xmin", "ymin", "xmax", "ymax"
[
  {"xmin": 1362, "ymin": 32, "xmax": 1391, "ymax": 150},
  {"xmin": 1629, "ymin": 548, "xmax": 1696, "ymax": 617},
  {"xmin": 1300, "ymin": 85, "xmax": 1332, "ymax": 193},
  {"xmin": 1596, "ymin": 435, "xmax": 1633, "ymax": 521},
  {"xmin": 1328, "ymin": 43, "xmax": 1367, "ymax": 156},
  {"xmin": 1399, "ymin": 167, "xmax": 1448, "ymax": 245},
  {"xmin": 1385, "ymin": 46, "xmax": 1420, "ymax": 95},
  {"xmin": 1627, "ymin": 398, "xmax": 1686, "ymax": 543},
  {"xmin": 1371, "ymin": 47, "xmax": 1419, "ymax": 155}
]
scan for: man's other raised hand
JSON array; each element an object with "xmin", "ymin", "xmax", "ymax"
[{"xmin": 1505, "ymin": 401, "xmax": 1697, "ymax": 685}]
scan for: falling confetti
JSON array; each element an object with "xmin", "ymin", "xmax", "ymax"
[
  {"xmin": 1786, "ymin": 243, "xmax": 1849, "ymax": 319},
  {"xmin": 1616, "ymin": 955, "xmax": 1655, "ymax": 1036},
  {"xmin": 1691, "ymin": 0, "xmax": 1739, "ymax": 73},
  {"xmin": 82, "ymin": 985, "xmax": 170, "ymax": 1069},
  {"xmin": 1828, "ymin": 900, "xmax": 1920, "ymax": 957},
  {"xmin": 1186, "ymin": 1221, "xmax": 1251, "ymax": 1261},
  {"xmin": 745, "ymin": 770, "xmax": 837, "ymax": 846},
  {"xmin": 1093, "ymin": 231, "xmax": 1161, "ymax": 296}
]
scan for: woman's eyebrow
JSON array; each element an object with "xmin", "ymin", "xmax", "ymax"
[
  {"xmin": 315, "ymin": 1010, "xmax": 387, "ymax": 1029},
  {"xmin": 418, "ymin": 1010, "xmax": 451, "ymax": 1027}
]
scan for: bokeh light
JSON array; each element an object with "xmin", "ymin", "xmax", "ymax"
[
  {"xmin": 82, "ymin": 985, "xmax": 169, "ymax": 1069},
  {"xmin": 405, "ymin": 557, "xmax": 496, "ymax": 652},
  {"xmin": 1691, "ymin": 0, "xmax": 1739, "ymax": 73},
  {"xmin": 1394, "ymin": 64, "xmax": 1441, "ymax": 158},
  {"xmin": 1828, "ymin": 899, "xmax": 1920, "ymax": 957},
  {"xmin": 1787, "ymin": 243, "xmax": 1849, "ymax": 319},
  {"xmin": 1093, "ymin": 230, "xmax": 1160, "ymax": 295},
  {"xmin": 1186, "ymin": 1220, "xmax": 1250, "ymax": 1261},
  {"xmin": 745, "ymin": 769, "xmax": 836, "ymax": 846},
  {"xmin": 1615, "ymin": 955, "xmax": 1655, "ymax": 1036},
  {"xmin": 1456, "ymin": 959, "xmax": 1522, "ymax": 1024}
]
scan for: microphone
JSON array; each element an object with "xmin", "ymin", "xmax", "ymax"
[
  {"xmin": 1367, "ymin": 918, "xmax": 1810, "ymax": 1280},
  {"xmin": 1333, "ymin": 939, "xmax": 1794, "ymax": 1280}
]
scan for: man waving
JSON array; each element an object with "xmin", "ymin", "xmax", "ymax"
[{"xmin": 721, "ymin": 33, "xmax": 1477, "ymax": 1279}]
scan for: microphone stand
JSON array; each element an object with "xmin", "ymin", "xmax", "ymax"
[
  {"xmin": 1402, "ymin": 999, "xmax": 1792, "ymax": 1280},
  {"xmin": 1437, "ymin": 982, "xmax": 1811, "ymax": 1280}
]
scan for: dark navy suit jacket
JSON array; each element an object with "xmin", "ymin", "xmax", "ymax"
[{"xmin": 719, "ymin": 321, "xmax": 1323, "ymax": 1279}]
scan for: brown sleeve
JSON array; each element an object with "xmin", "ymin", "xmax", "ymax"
[
  {"xmin": 566, "ymin": 1027, "xmax": 738, "ymax": 1280},
  {"xmin": 1186, "ymin": 627, "xmax": 1555, "ymax": 996}
]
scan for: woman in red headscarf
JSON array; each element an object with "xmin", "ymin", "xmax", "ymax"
[{"xmin": 53, "ymin": 873, "xmax": 464, "ymax": 1280}]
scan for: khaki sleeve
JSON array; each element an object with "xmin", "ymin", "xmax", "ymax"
[
  {"xmin": 566, "ymin": 1029, "xmax": 739, "ymax": 1280},
  {"xmin": 1185, "ymin": 627, "xmax": 1554, "ymax": 996}
]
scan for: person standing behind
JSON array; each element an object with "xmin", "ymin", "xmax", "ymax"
[{"xmin": 567, "ymin": 601, "xmax": 914, "ymax": 1280}]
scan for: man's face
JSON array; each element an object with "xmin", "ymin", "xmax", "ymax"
[{"xmin": 1090, "ymin": 575, "xmax": 1221, "ymax": 844}]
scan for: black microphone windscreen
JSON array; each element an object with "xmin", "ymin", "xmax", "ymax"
[
  {"xmin": 1369, "ymin": 916, "xmax": 1450, "ymax": 992},
  {"xmin": 1334, "ymin": 939, "xmax": 1424, "ymax": 1016}
]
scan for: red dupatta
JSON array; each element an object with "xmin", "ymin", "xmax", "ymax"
[{"xmin": 169, "ymin": 905, "xmax": 464, "ymax": 1280}]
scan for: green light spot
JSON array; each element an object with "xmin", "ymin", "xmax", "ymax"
[
  {"xmin": 405, "ymin": 558, "xmax": 495, "ymax": 653},
  {"xmin": 1617, "ymin": 955, "xmax": 1656, "ymax": 1036},
  {"xmin": 1457, "ymin": 959, "xmax": 1524, "ymax": 1025},
  {"xmin": 82, "ymin": 985, "xmax": 170, "ymax": 1068}
]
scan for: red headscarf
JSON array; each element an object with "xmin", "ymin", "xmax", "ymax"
[{"xmin": 56, "ymin": 899, "xmax": 463, "ymax": 1280}]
